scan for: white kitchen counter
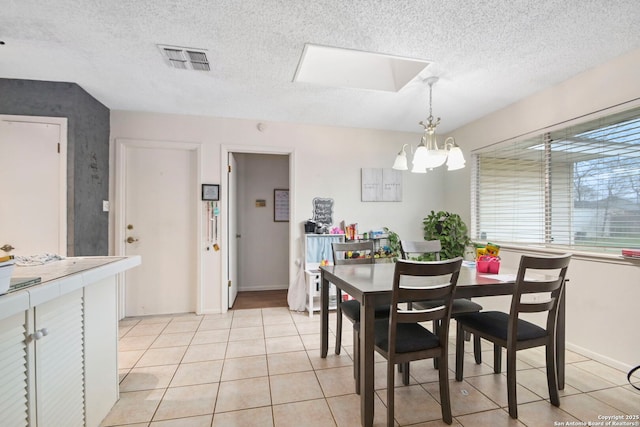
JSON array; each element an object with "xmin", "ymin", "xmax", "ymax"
[
  {"xmin": 0, "ymin": 255, "xmax": 141, "ymax": 427},
  {"xmin": 0, "ymin": 256, "xmax": 141, "ymax": 321}
]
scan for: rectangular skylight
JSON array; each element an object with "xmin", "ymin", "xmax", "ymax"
[{"xmin": 293, "ymin": 44, "xmax": 430, "ymax": 92}]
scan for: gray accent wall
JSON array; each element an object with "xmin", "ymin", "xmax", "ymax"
[{"xmin": 0, "ymin": 78, "xmax": 110, "ymax": 256}]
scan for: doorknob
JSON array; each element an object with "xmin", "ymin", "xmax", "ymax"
[
  {"xmin": 126, "ymin": 237, "xmax": 139, "ymax": 244},
  {"xmin": 1, "ymin": 244, "xmax": 15, "ymax": 252}
]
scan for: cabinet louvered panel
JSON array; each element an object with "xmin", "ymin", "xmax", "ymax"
[
  {"xmin": 0, "ymin": 312, "xmax": 29, "ymax": 427},
  {"xmin": 35, "ymin": 289, "xmax": 85, "ymax": 427}
]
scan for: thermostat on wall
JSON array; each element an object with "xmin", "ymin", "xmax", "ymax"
[{"xmin": 202, "ymin": 184, "xmax": 219, "ymax": 201}]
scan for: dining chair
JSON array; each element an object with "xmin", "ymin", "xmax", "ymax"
[
  {"xmin": 331, "ymin": 241, "xmax": 389, "ymax": 393},
  {"xmin": 400, "ymin": 240, "xmax": 484, "ymax": 366},
  {"xmin": 372, "ymin": 257, "xmax": 463, "ymax": 426},
  {"xmin": 454, "ymin": 253, "xmax": 571, "ymax": 419}
]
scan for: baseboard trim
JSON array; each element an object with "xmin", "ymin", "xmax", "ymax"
[
  {"xmin": 237, "ymin": 286, "xmax": 288, "ymax": 292},
  {"xmin": 566, "ymin": 342, "xmax": 633, "ymax": 372}
]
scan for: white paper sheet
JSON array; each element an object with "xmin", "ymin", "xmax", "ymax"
[{"xmin": 478, "ymin": 273, "xmax": 516, "ymax": 282}]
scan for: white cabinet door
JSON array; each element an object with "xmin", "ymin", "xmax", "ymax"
[
  {"xmin": 0, "ymin": 311, "xmax": 29, "ymax": 427},
  {"xmin": 84, "ymin": 277, "xmax": 119, "ymax": 427},
  {"xmin": 34, "ymin": 289, "xmax": 85, "ymax": 427}
]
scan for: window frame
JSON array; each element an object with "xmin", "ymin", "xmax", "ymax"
[{"xmin": 471, "ymin": 101, "xmax": 640, "ymax": 255}]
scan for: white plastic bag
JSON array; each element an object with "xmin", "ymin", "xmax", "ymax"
[{"xmin": 288, "ymin": 261, "xmax": 307, "ymax": 312}]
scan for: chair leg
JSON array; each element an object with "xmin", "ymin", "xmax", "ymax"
[
  {"xmin": 546, "ymin": 339, "xmax": 560, "ymax": 407},
  {"xmin": 455, "ymin": 322, "xmax": 464, "ymax": 381},
  {"xmin": 402, "ymin": 362, "xmax": 410, "ymax": 385},
  {"xmin": 387, "ymin": 358, "xmax": 395, "ymax": 427},
  {"xmin": 506, "ymin": 349, "xmax": 518, "ymax": 419},
  {"xmin": 438, "ymin": 350, "xmax": 453, "ymax": 424},
  {"xmin": 473, "ymin": 334, "xmax": 482, "ymax": 364},
  {"xmin": 335, "ymin": 300, "xmax": 343, "ymax": 355},
  {"xmin": 353, "ymin": 329, "xmax": 360, "ymax": 395},
  {"xmin": 493, "ymin": 344, "xmax": 502, "ymax": 374},
  {"xmin": 352, "ymin": 331, "xmax": 357, "ymax": 380}
]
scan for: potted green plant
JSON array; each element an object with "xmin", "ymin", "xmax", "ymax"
[
  {"xmin": 422, "ymin": 210, "xmax": 471, "ymax": 260},
  {"xmin": 382, "ymin": 227, "xmax": 401, "ymax": 261}
]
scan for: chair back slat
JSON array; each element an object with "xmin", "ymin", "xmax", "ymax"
[
  {"xmin": 335, "ymin": 256, "xmax": 373, "ymax": 265},
  {"xmin": 398, "ymin": 282, "xmax": 451, "ymax": 302},
  {"xmin": 400, "ymin": 240, "xmax": 442, "ymax": 261},
  {"xmin": 397, "ymin": 306, "xmax": 446, "ymax": 323},
  {"xmin": 508, "ymin": 254, "xmax": 571, "ymax": 342},
  {"xmin": 519, "ymin": 279, "xmax": 561, "ymax": 294},
  {"xmin": 332, "ymin": 241, "xmax": 375, "ymax": 265},
  {"xmin": 519, "ymin": 298, "xmax": 555, "ymax": 313}
]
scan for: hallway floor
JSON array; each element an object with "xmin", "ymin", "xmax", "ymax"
[
  {"xmin": 231, "ymin": 290, "xmax": 288, "ymax": 310},
  {"xmin": 102, "ymin": 308, "xmax": 639, "ymax": 426}
]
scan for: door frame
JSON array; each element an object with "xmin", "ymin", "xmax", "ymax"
[
  {"xmin": 0, "ymin": 115, "xmax": 68, "ymax": 256},
  {"xmin": 220, "ymin": 144, "xmax": 295, "ymax": 313},
  {"xmin": 114, "ymin": 138, "xmax": 203, "ymax": 318}
]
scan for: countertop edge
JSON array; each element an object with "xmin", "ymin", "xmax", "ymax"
[{"xmin": 1, "ymin": 256, "xmax": 141, "ymax": 321}]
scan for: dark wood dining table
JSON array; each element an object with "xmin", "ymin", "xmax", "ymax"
[{"xmin": 319, "ymin": 262, "xmax": 566, "ymax": 427}]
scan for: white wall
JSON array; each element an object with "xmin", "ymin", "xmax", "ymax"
[
  {"xmin": 236, "ymin": 153, "xmax": 289, "ymax": 291},
  {"xmin": 444, "ymin": 48, "xmax": 640, "ymax": 371},
  {"xmin": 110, "ymin": 114, "xmax": 450, "ymax": 314}
]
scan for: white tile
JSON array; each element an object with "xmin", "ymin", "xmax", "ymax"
[
  {"xmin": 183, "ymin": 342, "xmax": 227, "ymax": 363},
  {"xmin": 153, "ymin": 383, "xmax": 218, "ymax": 421},
  {"xmin": 226, "ymin": 339, "xmax": 266, "ymax": 358},
  {"xmin": 221, "ymin": 355, "xmax": 268, "ymax": 381}
]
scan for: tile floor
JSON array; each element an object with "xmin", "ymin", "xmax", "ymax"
[{"xmin": 102, "ymin": 308, "xmax": 639, "ymax": 427}]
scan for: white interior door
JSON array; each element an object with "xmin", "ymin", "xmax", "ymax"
[
  {"xmin": 123, "ymin": 143, "xmax": 197, "ymax": 316},
  {"xmin": 228, "ymin": 152, "xmax": 239, "ymax": 308},
  {"xmin": 0, "ymin": 116, "xmax": 66, "ymax": 256}
]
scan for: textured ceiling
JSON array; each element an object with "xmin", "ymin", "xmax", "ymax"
[{"xmin": 1, "ymin": 1, "xmax": 639, "ymax": 133}]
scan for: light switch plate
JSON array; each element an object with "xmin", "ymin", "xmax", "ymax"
[{"xmin": 102, "ymin": 200, "xmax": 110, "ymax": 212}]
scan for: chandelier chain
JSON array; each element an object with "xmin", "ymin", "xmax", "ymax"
[{"xmin": 428, "ymin": 81, "xmax": 433, "ymax": 121}]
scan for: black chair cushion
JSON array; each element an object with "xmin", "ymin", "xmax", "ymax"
[
  {"xmin": 413, "ymin": 298, "xmax": 483, "ymax": 315},
  {"xmin": 455, "ymin": 311, "xmax": 547, "ymax": 341},
  {"xmin": 373, "ymin": 319, "xmax": 440, "ymax": 353},
  {"xmin": 341, "ymin": 300, "xmax": 389, "ymax": 323}
]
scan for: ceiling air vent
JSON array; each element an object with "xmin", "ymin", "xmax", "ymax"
[{"xmin": 158, "ymin": 45, "xmax": 210, "ymax": 71}]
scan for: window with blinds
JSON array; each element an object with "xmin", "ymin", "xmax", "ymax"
[{"xmin": 472, "ymin": 106, "xmax": 640, "ymax": 253}]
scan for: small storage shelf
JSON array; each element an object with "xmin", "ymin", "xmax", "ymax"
[
  {"xmin": 346, "ymin": 236, "xmax": 396, "ymax": 261},
  {"xmin": 304, "ymin": 233, "xmax": 344, "ymax": 316},
  {"xmin": 305, "ymin": 269, "xmax": 337, "ymax": 317}
]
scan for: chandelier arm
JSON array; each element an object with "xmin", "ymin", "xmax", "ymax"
[
  {"xmin": 396, "ymin": 143, "xmax": 409, "ymax": 155},
  {"xmin": 443, "ymin": 136, "xmax": 458, "ymax": 150}
]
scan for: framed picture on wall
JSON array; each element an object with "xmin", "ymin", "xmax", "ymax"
[
  {"xmin": 274, "ymin": 189, "xmax": 289, "ymax": 222},
  {"xmin": 202, "ymin": 184, "xmax": 220, "ymax": 201}
]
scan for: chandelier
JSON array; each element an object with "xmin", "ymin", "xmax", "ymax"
[{"xmin": 392, "ymin": 77, "xmax": 465, "ymax": 173}]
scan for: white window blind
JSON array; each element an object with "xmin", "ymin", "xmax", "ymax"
[{"xmin": 472, "ymin": 106, "xmax": 640, "ymax": 253}]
